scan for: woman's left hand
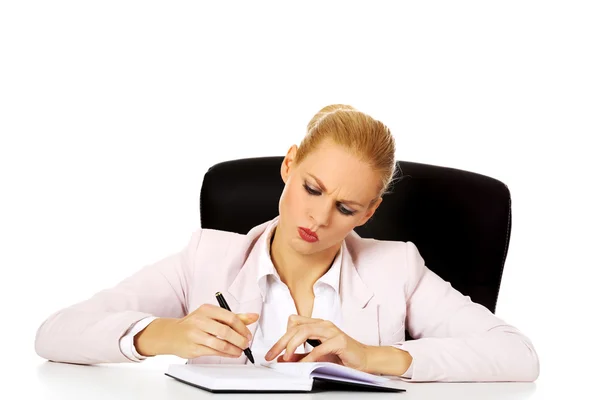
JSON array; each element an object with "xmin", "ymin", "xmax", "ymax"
[{"xmin": 264, "ymin": 315, "xmax": 372, "ymax": 372}]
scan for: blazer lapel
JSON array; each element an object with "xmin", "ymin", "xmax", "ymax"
[{"xmin": 339, "ymin": 240, "xmax": 380, "ymax": 346}]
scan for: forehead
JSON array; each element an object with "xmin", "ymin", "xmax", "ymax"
[{"xmin": 297, "ymin": 141, "xmax": 380, "ymax": 194}]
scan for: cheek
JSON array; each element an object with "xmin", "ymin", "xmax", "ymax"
[
  {"xmin": 334, "ymin": 218, "xmax": 355, "ymax": 234},
  {"xmin": 279, "ymin": 182, "xmax": 304, "ymax": 218}
]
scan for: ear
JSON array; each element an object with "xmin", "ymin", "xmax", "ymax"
[
  {"xmin": 355, "ymin": 197, "xmax": 383, "ymax": 227},
  {"xmin": 280, "ymin": 144, "xmax": 298, "ymax": 184}
]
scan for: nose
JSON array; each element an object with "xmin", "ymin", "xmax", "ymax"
[{"xmin": 310, "ymin": 201, "xmax": 333, "ymax": 228}]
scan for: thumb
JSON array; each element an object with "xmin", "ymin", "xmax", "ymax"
[{"xmin": 237, "ymin": 313, "xmax": 260, "ymax": 325}]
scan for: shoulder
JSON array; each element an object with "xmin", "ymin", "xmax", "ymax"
[
  {"xmin": 191, "ymin": 226, "xmax": 259, "ymax": 262},
  {"xmin": 188, "ymin": 219, "xmax": 272, "ymax": 270},
  {"xmin": 180, "ymin": 227, "xmax": 248, "ymax": 258},
  {"xmin": 196, "ymin": 226, "xmax": 248, "ymax": 246},
  {"xmin": 192, "ymin": 218, "xmax": 272, "ymax": 250},
  {"xmin": 346, "ymin": 231, "xmax": 425, "ymax": 269},
  {"xmin": 345, "ymin": 232, "xmax": 427, "ymax": 293}
]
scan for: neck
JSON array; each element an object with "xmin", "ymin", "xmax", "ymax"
[{"xmin": 269, "ymin": 226, "xmax": 339, "ymax": 293}]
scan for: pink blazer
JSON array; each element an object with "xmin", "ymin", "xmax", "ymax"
[{"xmin": 34, "ymin": 216, "xmax": 539, "ymax": 382}]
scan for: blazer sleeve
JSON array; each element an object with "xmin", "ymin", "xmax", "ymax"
[
  {"xmin": 397, "ymin": 241, "xmax": 540, "ymax": 382},
  {"xmin": 34, "ymin": 229, "xmax": 202, "ymax": 365}
]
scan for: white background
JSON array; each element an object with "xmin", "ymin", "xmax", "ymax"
[{"xmin": 1, "ymin": 1, "xmax": 598, "ymax": 397}]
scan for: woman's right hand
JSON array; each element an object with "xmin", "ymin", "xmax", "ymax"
[{"xmin": 134, "ymin": 304, "xmax": 259, "ymax": 359}]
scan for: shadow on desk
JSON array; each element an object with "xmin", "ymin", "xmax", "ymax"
[{"xmin": 36, "ymin": 361, "xmax": 538, "ymax": 399}]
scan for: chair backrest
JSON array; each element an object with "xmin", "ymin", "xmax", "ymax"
[{"xmin": 199, "ymin": 157, "xmax": 512, "ymax": 315}]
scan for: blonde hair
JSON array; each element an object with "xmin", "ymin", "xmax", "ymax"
[{"xmin": 295, "ymin": 104, "xmax": 399, "ymax": 205}]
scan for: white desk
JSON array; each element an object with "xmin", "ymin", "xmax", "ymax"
[{"xmin": 17, "ymin": 361, "xmax": 545, "ymax": 399}]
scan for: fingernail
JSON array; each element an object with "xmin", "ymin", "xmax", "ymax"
[{"xmin": 247, "ymin": 333, "xmax": 252, "ymax": 340}]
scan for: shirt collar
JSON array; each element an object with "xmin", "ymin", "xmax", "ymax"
[{"xmin": 256, "ymin": 216, "xmax": 343, "ymax": 300}]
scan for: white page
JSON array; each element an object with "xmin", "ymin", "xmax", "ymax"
[
  {"xmin": 174, "ymin": 364, "xmax": 290, "ymax": 379},
  {"xmin": 166, "ymin": 364, "xmax": 312, "ymax": 391},
  {"xmin": 262, "ymin": 362, "xmax": 390, "ymax": 384}
]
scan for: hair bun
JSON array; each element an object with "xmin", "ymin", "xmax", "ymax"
[{"xmin": 318, "ymin": 104, "xmax": 356, "ymax": 114}]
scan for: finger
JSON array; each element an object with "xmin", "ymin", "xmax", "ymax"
[
  {"xmin": 266, "ymin": 323, "xmax": 334, "ymax": 361},
  {"xmin": 287, "ymin": 314, "xmax": 321, "ymax": 330},
  {"xmin": 277, "ymin": 353, "xmax": 308, "ymax": 363},
  {"xmin": 264, "ymin": 329, "xmax": 298, "ymax": 361},
  {"xmin": 193, "ymin": 330, "xmax": 244, "ymax": 357},
  {"xmin": 190, "ymin": 343, "xmax": 241, "ymax": 359},
  {"xmin": 237, "ymin": 313, "xmax": 260, "ymax": 325},
  {"xmin": 200, "ymin": 304, "xmax": 253, "ymax": 339},
  {"xmin": 283, "ymin": 325, "xmax": 332, "ymax": 361},
  {"xmin": 300, "ymin": 338, "xmax": 341, "ymax": 363},
  {"xmin": 197, "ymin": 316, "xmax": 249, "ymax": 350}
]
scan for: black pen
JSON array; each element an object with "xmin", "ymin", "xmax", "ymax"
[{"xmin": 215, "ymin": 292, "xmax": 255, "ymax": 364}]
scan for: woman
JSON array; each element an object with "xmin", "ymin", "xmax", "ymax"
[{"xmin": 35, "ymin": 104, "xmax": 539, "ymax": 382}]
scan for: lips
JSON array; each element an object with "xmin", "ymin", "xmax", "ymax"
[{"xmin": 298, "ymin": 227, "xmax": 319, "ymax": 242}]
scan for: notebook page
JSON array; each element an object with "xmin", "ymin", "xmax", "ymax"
[
  {"xmin": 263, "ymin": 362, "xmax": 389, "ymax": 384},
  {"xmin": 175, "ymin": 364, "xmax": 291, "ymax": 379},
  {"xmin": 310, "ymin": 363, "xmax": 389, "ymax": 383},
  {"xmin": 166, "ymin": 364, "xmax": 312, "ymax": 391},
  {"xmin": 261, "ymin": 362, "xmax": 318, "ymax": 378}
]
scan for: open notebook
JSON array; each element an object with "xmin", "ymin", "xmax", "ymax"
[{"xmin": 165, "ymin": 362, "xmax": 406, "ymax": 393}]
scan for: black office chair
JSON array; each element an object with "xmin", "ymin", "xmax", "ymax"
[{"xmin": 199, "ymin": 157, "xmax": 512, "ymax": 340}]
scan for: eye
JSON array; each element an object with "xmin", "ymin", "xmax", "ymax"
[
  {"xmin": 303, "ymin": 183, "xmax": 320, "ymax": 196},
  {"xmin": 303, "ymin": 183, "xmax": 357, "ymax": 216},
  {"xmin": 338, "ymin": 206, "xmax": 355, "ymax": 216}
]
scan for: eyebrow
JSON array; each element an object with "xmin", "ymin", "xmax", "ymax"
[{"xmin": 307, "ymin": 173, "xmax": 365, "ymax": 208}]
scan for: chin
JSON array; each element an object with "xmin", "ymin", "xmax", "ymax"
[{"xmin": 290, "ymin": 238, "xmax": 323, "ymax": 255}]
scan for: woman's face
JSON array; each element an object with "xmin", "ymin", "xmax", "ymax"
[{"xmin": 278, "ymin": 139, "xmax": 383, "ymax": 256}]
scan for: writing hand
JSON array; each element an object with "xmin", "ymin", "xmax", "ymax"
[{"xmin": 134, "ymin": 304, "xmax": 258, "ymax": 359}]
